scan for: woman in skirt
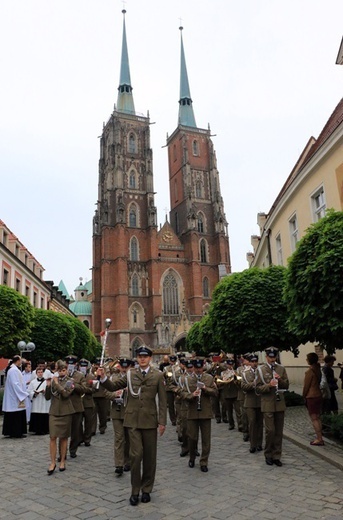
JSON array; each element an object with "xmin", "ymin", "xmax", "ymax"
[{"xmin": 45, "ymin": 360, "xmax": 75, "ymax": 474}]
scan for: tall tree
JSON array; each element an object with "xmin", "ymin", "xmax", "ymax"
[
  {"xmin": 30, "ymin": 309, "xmax": 75, "ymax": 362},
  {"xmin": 0, "ymin": 285, "xmax": 35, "ymax": 358},
  {"xmin": 210, "ymin": 265, "xmax": 299, "ymax": 356},
  {"xmin": 285, "ymin": 210, "xmax": 343, "ymax": 354}
]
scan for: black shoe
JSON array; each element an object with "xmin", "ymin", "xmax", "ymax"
[
  {"xmin": 180, "ymin": 450, "xmax": 189, "ymax": 457},
  {"xmin": 47, "ymin": 465, "xmax": 56, "ymax": 475},
  {"xmin": 188, "ymin": 460, "xmax": 195, "ymax": 468},
  {"xmin": 124, "ymin": 464, "xmax": 131, "ymax": 472},
  {"xmin": 69, "ymin": 452, "xmax": 77, "ymax": 458},
  {"xmin": 265, "ymin": 458, "xmax": 274, "ymax": 466},
  {"xmin": 238, "ymin": 427, "xmax": 243, "ymax": 432},
  {"xmin": 59, "ymin": 465, "xmax": 66, "ymax": 472},
  {"xmin": 178, "ymin": 436, "xmax": 183, "ymax": 443},
  {"xmin": 257, "ymin": 446, "xmax": 263, "ymax": 451},
  {"xmin": 129, "ymin": 495, "xmax": 139, "ymax": 506},
  {"xmin": 195, "ymin": 450, "xmax": 200, "ymax": 457},
  {"xmin": 273, "ymin": 459, "xmax": 283, "ymax": 467},
  {"xmin": 99, "ymin": 430, "xmax": 105, "ymax": 434},
  {"xmin": 115, "ymin": 466, "xmax": 123, "ymax": 475},
  {"xmin": 249, "ymin": 448, "xmax": 256, "ymax": 453},
  {"xmin": 223, "ymin": 419, "xmax": 228, "ymax": 423},
  {"xmin": 141, "ymin": 492, "xmax": 151, "ymax": 503},
  {"xmin": 216, "ymin": 418, "xmax": 222, "ymax": 423},
  {"xmin": 200, "ymin": 465, "xmax": 208, "ymax": 472},
  {"xmin": 84, "ymin": 442, "xmax": 91, "ymax": 447},
  {"xmin": 228, "ymin": 426, "xmax": 235, "ymax": 430},
  {"xmin": 243, "ymin": 434, "xmax": 249, "ymax": 442},
  {"xmin": 171, "ymin": 421, "xmax": 176, "ymax": 426}
]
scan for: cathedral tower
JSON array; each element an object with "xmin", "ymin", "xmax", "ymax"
[{"xmin": 92, "ymin": 13, "xmax": 231, "ymax": 358}]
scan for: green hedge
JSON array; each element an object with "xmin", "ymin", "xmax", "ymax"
[
  {"xmin": 321, "ymin": 413, "xmax": 343, "ymax": 441},
  {"xmin": 284, "ymin": 391, "xmax": 305, "ymax": 407}
]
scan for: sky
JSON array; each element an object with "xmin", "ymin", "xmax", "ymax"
[{"xmin": 1, "ymin": 0, "xmax": 342, "ymax": 298}]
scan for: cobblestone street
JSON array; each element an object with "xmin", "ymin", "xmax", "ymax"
[{"xmin": 1, "ymin": 394, "xmax": 342, "ymax": 520}]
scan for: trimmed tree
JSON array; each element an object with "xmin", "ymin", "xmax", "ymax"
[
  {"xmin": 30, "ymin": 309, "xmax": 75, "ymax": 362},
  {"xmin": 209, "ymin": 265, "xmax": 299, "ymax": 356},
  {"xmin": 285, "ymin": 210, "xmax": 343, "ymax": 354},
  {"xmin": 186, "ymin": 314, "xmax": 221, "ymax": 357},
  {"xmin": 0, "ymin": 285, "xmax": 35, "ymax": 358}
]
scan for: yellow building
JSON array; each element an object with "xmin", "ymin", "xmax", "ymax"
[{"xmin": 247, "ymin": 98, "xmax": 343, "ymax": 382}]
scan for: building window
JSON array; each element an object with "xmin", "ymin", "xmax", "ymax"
[
  {"xmin": 16, "ymin": 278, "xmax": 21, "ymax": 292},
  {"xmin": 131, "ymin": 274, "xmax": 139, "ymax": 296},
  {"xmin": 3, "ymin": 231, "xmax": 8, "ymax": 246},
  {"xmin": 83, "ymin": 320, "xmax": 89, "ymax": 328},
  {"xmin": 132, "ymin": 338, "xmax": 141, "ymax": 357},
  {"xmin": 174, "ymin": 180, "xmax": 178, "ymax": 202},
  {"xmin": 163, "ymin": 273, "xmax": 179, "ymax": 315},
  {"xmin": 15, "ymin": 244, "xmax": 20, "ymax": 257},
  {"xmin": 289, "ymin": 214, "xmax": 299, "ymax": 252},
  {"xmin": 25, "ymin": 285, "xmax": 30, "ymax": 297},
  {"xmin": 203, "ymin": 277, "xmax": 209, "ymax": 297},
  {"xmin": 129, "ymin": 171, "xmax": 136, "ymax": 189},
  {"xmin": 130, "ymin": 236, "xmax": 139, "ymax": 260},
  {"xmin": 128, "ymin": 133, "xmax": 136, "ymax": 154},
  {"xmin": 173, "ymin": 144, "xmax": 177, "ymax": 161},
  {"xmin": 192, "ymin": 140, "xmax": 199, "ymax": 156},
  {"xmin": 276, "ymin": 234, "xmax": 283, "ymax": 266},
  {"xmin": 312, "ymin": 187, "xmax": 326, "ymax": 221},
  {"xmin": 33, "ymin": 292, "xmax": 37, "ymax": 307},
  {"xmin": 195, "ymin": 181, "xmax": 202, "ymax": 198},
  {"xmin": 129, "ymin": 205, "xmax": 137, "ymax": 227},
  {"xmin": 40, "ymin": 297, "xmax": 44, "ymax": 309},
  {"xmin": 200, "ymin": 239, "xmax": 208, "ymax": 263},
  {"xmin": 3, "ymin": 269, "xmax": 9, "ymax": 285},
  {"xmin": 197, "ymin": 213, "xmax": 204, "ymax": 233}
]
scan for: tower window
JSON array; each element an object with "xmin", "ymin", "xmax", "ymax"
[
  {"xmin": 131, "ymin": 274, "xmax": 139, "ymax": 296},
  {"xmin": 192, "ymin": 140, "xmax": 199, "ymax": 156},
  {"xmin": 129, "ymin": 133, "xmax": 136, "ymax": 154},
  {"xmin": 129, "ymin": 205, "xmax": 137, "ymax": 227},
  {"xmin": 200, "ymin": 239, "xmax": 208, "ymax": 263},
  {"xmin": 130, "ymin": 236, "xmax": 139, "ymax": 260},
  {"xmin": 129, "ymin": 171, "xmax": 136, "ymax": 189},
  {"xmin": 195, "ymin": 181, "xmax": 202, "ymax": 198},
  {"xmin": 175, "ymin": 212, "xmax": 179, "ymax": 234},
  {"xmin": 197, "ymin": 213, "xmax": 204, "ymax": 233},
  {"xmin": 203, "ymin": 277, "xmax": 209, "ymax": 298},
  {"xmin": 173, "ymin": 144, "xmax": 177, "ymax": 162},
  {"xmin": 163, "ymin": 273, "xmax": 179, "ymax": 315}
]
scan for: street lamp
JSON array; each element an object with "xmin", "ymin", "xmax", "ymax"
[{"xmin": 17, "ymin": 341, "xmax": 36, "ymax": 357}]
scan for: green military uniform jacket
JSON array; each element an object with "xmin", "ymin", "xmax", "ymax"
[
  {"xmin": 182, "ymin": 372, "xmax": 217, "ymax": 419},
  {"xmin": 255, "ymin": 363, "xmax": 289, "ymax": 412},
  {"xmin": 45, "ymin": 376, "xmax": 75, "ymax": 416},
  {"xmin": 241, "ymin": 368, "xmax": 261, "ymax": 408},
  {"xmin": 101, "ymin": 366, "xmax": 167, "ymax": 428},
  {"xmin": 69, "ymin": 370, "xmax": 86, "ymax": 413}
]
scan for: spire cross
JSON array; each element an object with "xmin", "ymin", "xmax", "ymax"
[{"xmin": 179, "ymin": 17, "xmax": 183, "ymax": 30}]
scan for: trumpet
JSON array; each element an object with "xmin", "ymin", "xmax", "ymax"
[{"xmin": 216, "ymin": 371, "xmax": 242, "ymax": 384}]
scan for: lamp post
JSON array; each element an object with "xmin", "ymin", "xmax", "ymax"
[{"xmin": 17, "ymin": 341, "xmax": 36, "ymax": 365}]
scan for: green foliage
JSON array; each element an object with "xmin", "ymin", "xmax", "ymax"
[
  {"xmin": 65, "ymin": 315, "xmax": 92, "ymax": 359},
  {"xmin": 30, "ymin": 309, "xmax": 75, "ymax": 362},
  {"xmin": 284, "ymin": 391, "xmax": 305, "ymax": 407},
  {"xmin": 285, "ymin": 210, "xmax": 343, "ymax": 353},
  {"xmin": 0, "ymin": 285, "xmax": 35, "ymax": 358},
  {"xmin": 209, "ymin": 265, "xmax": 299, "ymax": 356},
  {"xmin": 321, "ymin": 413, "xmax": 343, "ymax": 441},
  {"xmin": 185, "ymin": 315, "xmax": 220, "ymax": 356}
]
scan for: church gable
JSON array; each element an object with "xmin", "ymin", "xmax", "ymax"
[{"xmin": 158, "ymin": 221, "xmax": 183, "ymax": 248}]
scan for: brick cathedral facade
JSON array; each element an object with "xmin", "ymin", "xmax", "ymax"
[{"xmin": 92, "ymin": 12, "xmax": 231, "ymax": 359}]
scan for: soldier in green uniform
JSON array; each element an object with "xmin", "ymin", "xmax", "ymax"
[
  {"xmin": 163, "ymin": 355, "xmax": 179, "ymax": 425},
  {"xmin": 104, "ymin": 358, "xmax": 131, "ymax": 476},
  {"xmin": 255, "ymin": 347, "xmax": 289, "ymax": 466},
  {"xmin": 65, "ymin": 355, "xmax": 86, "ymax": 459},
  {"xmin": 79, "ymin": 358, "xmax": 96, "ymax": 447},
  {"xmin": 241, "ymin": 353, "xmax": 263, "ymax": 453},
  {"xmin": 182, "ymin": 358, "xmax": 217, "ymax": 472},
  {"xmin": 97, "ymin": 346, "xmax": 167, "ymax": 506}
]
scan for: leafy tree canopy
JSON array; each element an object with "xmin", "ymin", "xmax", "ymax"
[
  {"xmin": 210, "ymin": 265, "xmax": 299, "ymax": 356},
  {"xmin": 0, "ymin": 285, "xmax": 35, "ymax": 358},
  {"xmin": 185, "ymin": 314, "xmax": 220, "ymax": 356},
  {"xmin": 285, "ymin": 210, "xmax": 343, "ymax": 353},
  {"xmin": 30, "ymin": 309, "xmax": 75, "ymax": 362}
]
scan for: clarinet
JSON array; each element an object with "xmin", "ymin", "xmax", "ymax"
[
  {"xmin": 196, "ymin": 376, "xmax": 202, "ymax": 411},
  {"xmin": 271, "ymin": 363, "xmax": 281, "ymax": 401}
]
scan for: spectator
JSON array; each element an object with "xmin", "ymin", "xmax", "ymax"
[
  {"xmin": 2, "ymin": 355, "xmax": 29, "ymax": 438},
  {"xmin": 28, "ymin": 367, "xmax": 50, "ymax": 435},
  {"xmin": 303, "ymin": 352, "xmax": 324, "ymax": 446},
  {"xmin": 322, "ymin": 355, "xmax": 339, "ymax": 415}
]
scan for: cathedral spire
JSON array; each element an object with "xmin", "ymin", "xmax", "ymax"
[
  {"xmin": 178, "ymin": 26, "xmax": 196, "ymax": 128},
  {"xmin": 116, "ymin": 9, "xmax": 135, "ymax": 114}
]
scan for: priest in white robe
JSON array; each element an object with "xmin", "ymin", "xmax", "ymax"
[{"xmin": 2, "ymin": 355, "xmax": 29, "ymax": 438}]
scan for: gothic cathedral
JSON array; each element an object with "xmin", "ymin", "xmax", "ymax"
[{"xmin": 92, "ymin": 11, "xmax": 231, "ymax": 359}]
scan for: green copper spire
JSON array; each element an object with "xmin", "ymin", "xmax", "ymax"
[
  {"xmin": 117, "ymin": 10, "xmax": 135, "ymax": 114},
  {"xmin": 178, "ymin": 26, "xmax": 196, "ymax": 128}
]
